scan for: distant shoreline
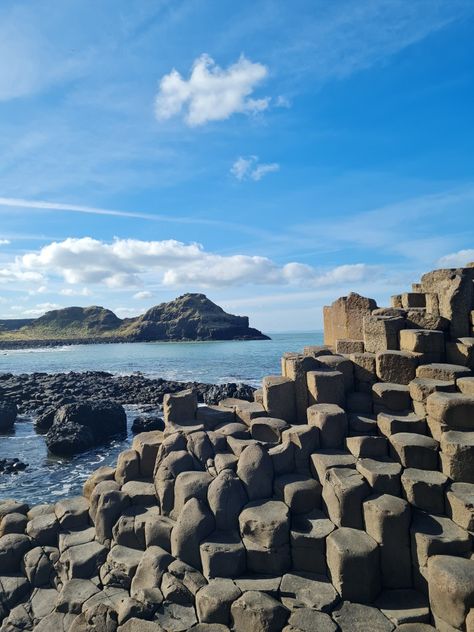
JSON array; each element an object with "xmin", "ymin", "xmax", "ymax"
[{"xmin": 0, "ymin": 334, "xmax": 271, "ymax": 350}]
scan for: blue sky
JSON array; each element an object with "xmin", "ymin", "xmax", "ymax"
[{"xmin": 0, "ymin": 0, "xmax": 473, "ymax": 331}]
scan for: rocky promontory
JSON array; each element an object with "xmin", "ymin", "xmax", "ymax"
[{"xmin": 0, "ymin": 294, "xmax": 269, "ymax": 348}]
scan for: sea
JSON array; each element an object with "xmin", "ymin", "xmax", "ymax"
[{"xmin": 0, "ymin": 332, "xmax": 323, "ymax": 505}]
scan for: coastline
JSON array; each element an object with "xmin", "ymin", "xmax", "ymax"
[{"xmin": 0, "ymin": 332, "xmax": 271, "ymax": 350}]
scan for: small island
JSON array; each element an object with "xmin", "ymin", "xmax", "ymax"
[{"xmin": 0, "ymin": 293, "xmax": 269, "ymax": 348}]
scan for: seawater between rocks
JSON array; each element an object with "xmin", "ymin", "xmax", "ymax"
[{"xmin": 0, "ymin": 332, "xmax": 322, "ymax": 505}]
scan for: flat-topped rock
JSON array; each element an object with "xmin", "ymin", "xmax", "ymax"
[
  {"xmin": 332, "ymin": 601, "xmax": 394, "ymax": 632},
  {"xmin": 310, "ymin": 450, "xmax": 356, "ymax": 483},
  {"xmin": 409, "ymin": 377, "xmax": 455, "ymax": 402},
  {"xmin": 280, "ymin": 572, "xmax": 338, "ymax": 611},
  {"xmin": 290, "ymin": 509, "xmax": 335, "ymax": 575},
  {"xmin": 372, "ymin": 383, "xmax": 411, "ymax": 412},
  {"xmin": 426, "ymin": 391, "xmax": 474, "ymax": 429},
  {"xmin": 411, "ymin": 510, "xmax": 472, "ymax": 571},
  {"xmin": 416, "ymin": 363, "xmax": 471, "ymax": 381},
  {"xmin": 401, "ymin": 468, "xmax": 448, "ymax": 514},
  {"xmin": 377, "ymin": 412, "xmax": 427, "ymax": 437},
  {"xmin": 389, "ymin": 433, "xmax": 439, "ymax": 470},
  {"xmin": 356, "ymin": 458, "xmax": 402, "ymax": 496},
  {"xmin": 375, "ymin": 589, "xmax": 429, "ymax": 625},
  {"xmin": 376, "ymin": 351, "xmax": 418, "ymax": 385}
]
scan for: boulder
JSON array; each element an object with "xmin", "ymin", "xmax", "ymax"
[
  {"xmin": 196, "ymin": 579, "xmax": 241, "ymax": 625},
  {"xmin": 231, "ymin": 590, "xmax": 289, "ymax": 632},
  {"xmin": 46, "ymin": 401, "xmax": 127, "ymax": 455}
]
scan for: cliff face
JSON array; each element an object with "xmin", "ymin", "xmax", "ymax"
[{"xmin": 0, "ymin": 294, "xmax": 269, "ymax": 344}]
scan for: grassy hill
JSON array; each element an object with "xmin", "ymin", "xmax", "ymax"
[{"xmin": 0, "ymin": 294, "xmax": 269, "ymax": 344}]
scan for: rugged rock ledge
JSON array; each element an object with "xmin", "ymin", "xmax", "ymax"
[
  {"xmin": 0, "ymin": 263, "xmax": 473, "ymax": 632},
  {"xmin": 0, "ymin": 372, "xmax": 255, "ymax": 418}
]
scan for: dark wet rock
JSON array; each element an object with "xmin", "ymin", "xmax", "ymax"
[
  {"xmin": 131, "ymin": 415, "xmax": 164, "ymax": 434},
  {"xmin": 35, "ymin": 408, "xmax": 57, "ymax": 433},
  {"xmin": 0, "ymin": 400, "xmax": 18, "ymax": 431},
  {"xmin": 0, "ymin": 372, "xmax": 255, "ymax": 418},
  {"xmin": 0, "ymin": 458, "xmax": 28, "ymax": 474},
  {"xmin": 45, "ymin": 401, "xmax": 127, "ymax": 455},
  {"xmin": 203, "ymin": 383, "xmax": 255, "ymax": 406}
]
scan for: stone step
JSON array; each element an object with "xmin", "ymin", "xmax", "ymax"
[
  {"xmin": 346, "ymin": 435, "xmax": 388, "ymax": 458},
  {"xmin": 290, "ymin": 509, "xmax": 335, "ymax": 575},
  {"xmin": 356, "ymin": 457, "xmax": 402, "ymax": 496},
  {"xmin": 401, "ymin": 468, "xmax": 448, "ymax": 515},
  {"xmin": 373, "ymin": 382, "xmax": 412, "ymax": 413},
  {"xmin": 199, "ymin": 530, "xmax": 246, "ymax": 580},
  {"xmin": 377, "ymin": 412, "xmax": 427, "ymax": 437},
  {"xmin": 416, "ymin": 363, "xmax": 471, "ymax": 382},
  {"xmin": 389, "ymin": 433, "xmax": 439, "ymax": 471},
  {"xmin": 376, "ymin": 350, "xmax": 418, "ymax": 385},
  {"xmin": 375, "ymin": 589, "xmax": 430, "ymax": 626}
]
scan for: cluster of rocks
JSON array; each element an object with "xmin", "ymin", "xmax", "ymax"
[
  {"xmin": 0, "ymin": 372, "xmax": 254, "ymax": 419},
  {"xmin": 0, "ymin": 262, "xmax": 473, "ymax": 631}
]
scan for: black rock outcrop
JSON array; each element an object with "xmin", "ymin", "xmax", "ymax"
[{"xmin": 45, "ymin": 401, "xmax": 127, "ymax": 455}]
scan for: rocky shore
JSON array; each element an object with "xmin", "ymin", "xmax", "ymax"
[
  {"xmin": 0, "ymin": 263, "xmax": 473, "ymax": 632},
  {"xmin": 0, "ymin": 371, "xmax": 255, "ymax": 418}
]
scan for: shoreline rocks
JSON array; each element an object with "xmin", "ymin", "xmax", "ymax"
[{"xmin": 0, "ymin": 372, "xmax": 255, "ymax": 418}]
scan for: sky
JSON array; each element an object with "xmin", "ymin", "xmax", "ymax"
[{"xmin": 0, "ymin": 0, "xmax": 473, "ymax": 332}]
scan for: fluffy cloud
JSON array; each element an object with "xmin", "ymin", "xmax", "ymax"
[
  {"xmin": 133, "ymin": 291, "xmax": 152, "ymax": 300},
  {"xmin": 60, "ymin": 287, "xmax": 91, "ymax": 297},
  {"xmin": 231, "ymin": 156, "xmax": 279, "ymax": 181},
  {"xmin": 155, "ymin": 54, "xmax": 269, "ymax": 126},
  {"xmin": 0, "ymin": 239, "xmax": 10, "ymax": 245},
  {"xmin": 3, "ymin": 236, "xmax": 377, "ymax": 292},
  {"xmin": 438, "ymin": 249, "xmax": 474, "ymax": 268}
]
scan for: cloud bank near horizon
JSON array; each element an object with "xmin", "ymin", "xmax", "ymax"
[{"xmin": 0, "ymin": 237, "xmax": 377, "ymax": 292}]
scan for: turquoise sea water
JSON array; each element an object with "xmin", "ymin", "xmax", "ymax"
[{"xmin": 0, "ymin": 332, "xmax": 323, "ymax": 504}]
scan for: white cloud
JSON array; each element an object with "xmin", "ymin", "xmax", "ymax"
[
  {"xmin": 3, "ymin": 236, "xmax": 377, "ymax": 292},
  {"xmin": 231, "ymin": 156, "xmax": 280, "ymax": 181},
  {"xmin": 155, "ymin": 54, "xmax": 270, "ymax": 126},
  {"xmin": 114, "ymin": 306, "xmax": 140, "ymax": 317},
  {"xmin": 0, "ymin": 239, "xmax": 10, "ymax": 246},
  {"xmin": 438, "ymin": 249, "xmax": 474, "ymax": 268},
  {"xmin": 59, "ymin": 287, "xmax": 91, "ymax": 297},
  {"xmin": 250, "ymin": 162, "xmax": 280, "ymax": 181},
  {"xmin": 16, "ymin": 302, "xmax": 63, "ymax": 317},
  {"xmin": 133, "ymin": 291, "xmax": 153, "ymax": 300}
]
